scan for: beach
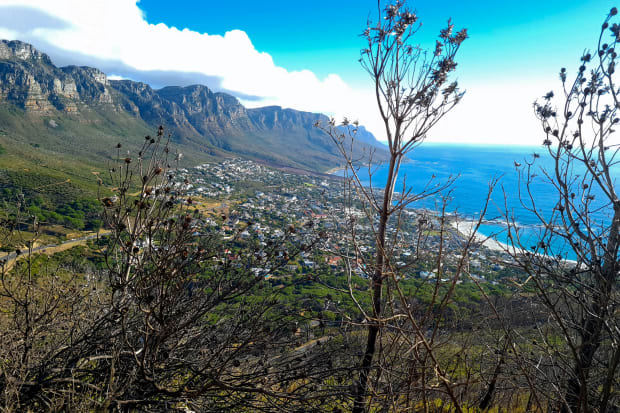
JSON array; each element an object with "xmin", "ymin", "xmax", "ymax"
[
  {"xmin": 449, "ymin": 219, "xmax": 510, "ymax": 253},
  {"xmin": 450, "ymin": 219, "xmax": 579, "ymax": 266}
]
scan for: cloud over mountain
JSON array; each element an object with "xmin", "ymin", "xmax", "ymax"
[{"xmin": 0, "ymin": 0, "xmax": 377, "ymax": 138}]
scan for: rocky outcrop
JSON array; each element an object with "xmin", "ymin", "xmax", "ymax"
[
  {"xmin": 61, "ymin": 66, "xmax": 113, "ymax": 104},
  {"xmin": 0, "ymin": 40, "xmax": 52, "ymax": 63},
  {"xmin": 156, "ymin": 85, "xmax": 255, "ymax": 136},
  {"xmin": 0, "ymin": 40, "xmax": 114, "ymax": 111}
]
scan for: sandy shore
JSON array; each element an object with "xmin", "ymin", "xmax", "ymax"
[
  {"xmin": 451, "ymin": 219, "xmax": 578, "ymax": 265},
  {"xmin": 324, "ymin": 166, "xmax": 344, "ymax": 175},
  {"xmin": 450, "ymin": 219, "xmax": 510, "ymax": 252}
]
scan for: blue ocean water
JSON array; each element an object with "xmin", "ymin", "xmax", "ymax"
[{"xmin": 340, "ymin": 143, "xmax": 618, "ymax": 260}]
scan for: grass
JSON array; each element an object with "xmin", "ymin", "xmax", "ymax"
[{"xmin": 0, "ymin": 103, "xmax": 218, "ymax": 201}]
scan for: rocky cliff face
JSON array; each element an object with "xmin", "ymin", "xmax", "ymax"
[
  {"xmin": 0, "ymin": 39, "xmax": 386, "ymax": 171},
  {"xmin": 155, "ymin": 85, "xmax": 255, "ymax": 137},
  {"xmin": 0, "ymin": 40, "xmax": 51, "ymax": 62},
  {"xmin": 0, "ymin": 40, "xmax": 113, "ymax": 112}
]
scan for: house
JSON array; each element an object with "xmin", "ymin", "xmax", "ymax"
[
  {"xmin": 418, "ymin": 271, "xmax": 433, "ymax": 279},
  {"xmin": 326, "ymin": 256, "xmax": 342, "ymax": 268}
]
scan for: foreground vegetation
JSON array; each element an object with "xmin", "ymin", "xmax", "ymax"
[
  {"xmin": 0, "ymin": 130, "xmax": 614, "ymax": 411},
  {"xmin": 0, "ymin": 1, "xmax": 617, "ymax": 412}
]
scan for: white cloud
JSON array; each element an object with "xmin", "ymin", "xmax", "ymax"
[
  {"xmin": 0, "ymin": 27, "xmax": 17, "ymax": 40},
  {"xmin": 428, "ymin": 80, "xmax": 551, "ymax": 146},
  {"xmin": 0, "ymin": 0, "xmax": 383, "ymax": 139},
  {"xmin": 0, "ymin": 0, "xmax": 551, "ymax": 146}
]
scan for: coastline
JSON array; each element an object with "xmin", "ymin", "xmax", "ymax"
[
  {"xmin": 324, "ymin": 166, "xmax": 344, "ymax": 175},
  {"xmin": 450, "ymin": 219, "xmax": 509, "ymax": 252},
  {"xmin": 324, "ymin": 152, "xmax": 585, "ymax": 265},
  {"xmin": 450, "ymin": 219, "xmax": 578, "ymax": 265},
  {"xmin": 327, "ymin": 164, "xmax": 515, "ymax": 254}
]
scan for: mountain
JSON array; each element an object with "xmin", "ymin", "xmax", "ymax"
[{"xmin": 0, "ymin": 40, "xmax": 387, "ymax": 177}]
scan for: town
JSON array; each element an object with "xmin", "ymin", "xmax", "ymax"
[{"xmin": 178, "ymin": 158, "xmax": 522, "ymax": 288}]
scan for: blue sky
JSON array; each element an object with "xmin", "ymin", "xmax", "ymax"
[
  {"xmin": 140, "ymin": 0, "xmax": 616, "ymax": 84},
  {"xmin": 0, "ymin": 0, "xmax": 616, "ymax": 144}
]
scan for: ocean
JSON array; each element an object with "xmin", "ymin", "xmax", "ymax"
[{"xmin": 336, "ymin": 143, "xmax": 619, "ymax": 261}]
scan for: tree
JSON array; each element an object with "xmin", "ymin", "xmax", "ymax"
[
  {"xmin": 0, "ymin": 127, "xmax": 331, "ymax": 411},
  {"xmin": 319, "ymin": 1, "xmax": 471, "ymax": 411},
  {"xmin": 507, "ymin": 7, "xmax": 620, "ymax": 412}
]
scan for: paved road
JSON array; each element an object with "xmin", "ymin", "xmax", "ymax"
[{"xmin": 1, "ymin": 232, "xmax": 110, "ymax": 262}]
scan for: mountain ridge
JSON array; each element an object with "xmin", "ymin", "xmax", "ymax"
[{"xmin": 0, "ymin": 39, "xmax": 387, "ymax": 173}]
